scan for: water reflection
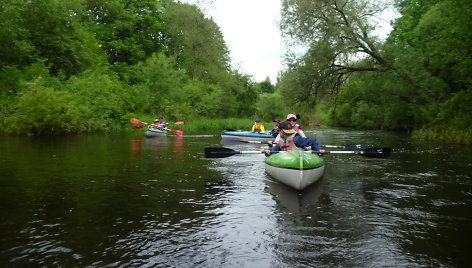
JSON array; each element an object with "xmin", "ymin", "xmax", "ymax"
[
  {"xmin": 265, "ymin": 179, "xmax": 324, "ymax": 214},
  {"xmin": 0, "ymin": 130, "xmax": 471, "ymax": 267}
]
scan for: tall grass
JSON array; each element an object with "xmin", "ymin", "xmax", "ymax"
[{"xmin": 412, "ymin": 127, "xmax": 472, "ymax": 145}]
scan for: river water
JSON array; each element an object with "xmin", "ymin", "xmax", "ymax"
[{"xmin": 0, "ymin": 128, "xmax": 470, "ymax": 267}]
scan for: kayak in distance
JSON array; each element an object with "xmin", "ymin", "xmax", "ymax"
[
  {"xmin": 145, "ymin": 127, "xmax": 168, "ymax": 137},
  {"xmin": 265, "ymin": 150, "xmax": 325, "ymax": 191},
  {"xmin": 221, "ymin": 130, "xmax": 274, "ymax": 142}
]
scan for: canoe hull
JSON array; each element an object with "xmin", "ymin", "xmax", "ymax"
[
  {"xmin": 145, "ymin": 128, "xmax": 167, "ymax": 137},
  {"xmin": 221, "ymin": 131, "xmax": 274, "ymax": 142},
  {"xmin": 265, "ymin": 151, "xmax": 324, "ymax": 190}
]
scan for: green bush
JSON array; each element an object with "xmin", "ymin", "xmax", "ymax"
[{"xmin": 5, "ymin": 82, "xmax": 90, "ymax": 135}]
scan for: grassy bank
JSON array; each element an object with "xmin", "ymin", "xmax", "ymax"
[{"xmin": 412, "ymin": 127, "xmax": 472, "ymax": 145}]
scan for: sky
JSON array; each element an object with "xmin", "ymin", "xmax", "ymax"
[
  {"xmin": 180, "ymin": 0, "xmax": 397, "ymax": 83},
  {"xmin": 181, "ymin": 0, "xmax": 284, "ymax": 82}
]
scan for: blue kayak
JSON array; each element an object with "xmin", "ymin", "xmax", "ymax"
[{"xmin": 221, "ymin": 130, "xmax": 274, "ymax": 142}]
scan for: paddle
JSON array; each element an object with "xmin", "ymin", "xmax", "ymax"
[
  {"xmin": 204, "ymin": 147, "xmax": 391, "ymax": 159},
  {"xmin": 220, "ymin": 139, "xmax": 368, "ymax": 150},
  {"xmin": 205, "ymin": 147, "xmax": 270, "ymax": 158},
  {"xmin": 314, "ymin": 148, "xmax": 391, "ymax": 158},
  {"xmin": 321, "ymin": 144, "xmax": 369, "ymax": 150},
  {"xmin": 130, "ymin": 118, "xmax": 185, "ymax": 125},
  {"xmin": 130, "ymin": 118, "xmax": 184, "ymax": 136}
]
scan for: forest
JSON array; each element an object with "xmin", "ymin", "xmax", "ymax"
[{"xmin": 0, "ymin": 0, "xmax": 470, "ymax": 144}]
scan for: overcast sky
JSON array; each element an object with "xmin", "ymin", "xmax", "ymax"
[{"xmin": 180, "ymin": 0, "xmax": 397, "ymax": 83}]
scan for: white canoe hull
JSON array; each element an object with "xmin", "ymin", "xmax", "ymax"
[
  {"xmin": 265, "ymin": 163, "xmax": 324, "ymax": 191},
  {"xmin": 145, "ymin": 129, "xmax": 167, "ymax": 137}
]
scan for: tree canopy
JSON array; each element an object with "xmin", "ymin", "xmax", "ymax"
[{"xmin": 277, "ymin": 0, "xmax": 472, "ymax": 143}]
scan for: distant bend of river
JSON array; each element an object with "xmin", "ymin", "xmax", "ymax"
[{"xmin": 0, "ymin": 127, "xmax": 471, "ymax": 267}]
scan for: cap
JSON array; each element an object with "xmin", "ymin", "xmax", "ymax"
[
  {"xmin": 278, "ymin": 121, "xmax": 295, "ymax": 134},
  {"xmin": 272, "ymin": 119, "xmax": 281, "ymax": 123},
  {"xmin": 255, "ymin": 119, "xmax": 262, "ymax": 122},
  {"xmin": 286, "ymin": 113, "xmax": 297, "ymax": 120}
]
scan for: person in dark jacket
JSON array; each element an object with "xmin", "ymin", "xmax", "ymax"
[
  {"xmin": 269, "ymin": 118, "xmax": 281, "ymax": 137},
  {"xmin": 266, "ymin": 121, "xmax": 325, "ymax": 155}
]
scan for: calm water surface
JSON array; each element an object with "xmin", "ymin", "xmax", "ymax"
[{"xmin": 0, "ymin": 128, "xmax": 471, "ymax": 267}]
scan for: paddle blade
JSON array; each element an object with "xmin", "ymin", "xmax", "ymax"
[
  {"xmin": 357, "ymin": 148, "xmax": 391, "ymax": 158},
  {"xmin": 134, "ymin": 125, "xmax": 145, "ymax": 129},
  {"xmin": 204, "ymin": 147, "xmax": 239, "ymax": 158},
  {"xmin": 130, "ymin": 118, "xmax": 142, "ymax": 124},
  {"xmin": 171, "ymin": 129, "xmax": 184, "ymax": 136},
  {"xmin": 173, "ymin": 121, "xmax": 185, "ymax": 125}
]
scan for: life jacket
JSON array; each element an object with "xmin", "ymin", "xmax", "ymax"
[
  {"xmin": 252, "ymin": 123, "xmax": 265, "ymax": 133},
  {"xmin": 276, "ymin": 133, "xmax": 300, "ymax": 151},
  {"xmin": 156, "ymin": 122, "xmax": 167, "ymax": 129}
]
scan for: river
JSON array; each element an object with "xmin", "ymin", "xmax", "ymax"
[{"xmin": 0, "ymin": 128, "xmax": 470, "ymax": 267}]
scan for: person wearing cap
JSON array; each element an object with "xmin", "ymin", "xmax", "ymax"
[
  {"xmin": 269, "ymin": 119, "xmax": 281, "ymax": 138},
  {"xmin": 149, "ymin": 119, "xmax": 161, "ymax": 129},
  {"xmin": 151, "ymin": 116, "xmax": 168, "ymax": 130},
  {"xmin": 266, "ymin": 121, "xmax": 324, "ymax": 155},
  {"xmin": 251, "ymin": 119, "xmax": 266, "ymax": 133},
  {"xmin": 286, "ymin": 113, "xmax": 306, "ymax": 138}
]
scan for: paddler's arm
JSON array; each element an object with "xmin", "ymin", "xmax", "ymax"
[{"xmin": 294, "ymin": 135, "xmax": 324, "ymax": 152}]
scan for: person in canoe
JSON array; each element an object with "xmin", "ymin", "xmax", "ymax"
[
  {"xmin": 265, "ymin": 121, "xmax": 324, "ymax": 155},
  {"xmin": 251, "ymin": 119, "xmax": 266, "ymax": 133},
  {"xmin": 286, "ymin": 113, "xmax": 306, "ymax": 138},
  {"xmin": 150, "ymin": 116, "xmax": 168, "ymax": 130},
  {"xmin": 269, "ymin": 118, "xmax": 281, "ymax": 138}
]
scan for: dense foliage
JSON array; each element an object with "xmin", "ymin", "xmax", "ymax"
[
  {"xmin": 0, "ymin": 0, "xmax": 267, "ymax": 135},
  {"xmin": 277, "ymin": 0, "xmax": 472, "ymax": 143},
  {"xmin": 1, "ymin": 0, "xmax": 470, "ymax": 144}
]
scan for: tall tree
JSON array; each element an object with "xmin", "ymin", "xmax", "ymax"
[
  {"xmin": 163, "ymin": 2, "xmax": 230, "ymax": 82},
  {"xmin": 0, "ymin": 0, "xmax": 102, "ymax": 77},
  {"xmin": 84, "ymin": 0, "xmax": 170, "ymax": 66},
  {"xmin": 280, "ymin": 0, "xmax": 393, "ymax": 95}
]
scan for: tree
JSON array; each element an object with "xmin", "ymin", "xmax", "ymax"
[
  {"xmin": 84, "ymin": 0, "xmax": 170, "ymax": 66},
  {"xmin": 257, "ymin": 77, "xmax": 275, "ymax": 94},
  {"xmin": 280, "ymin": 0, "xmax": 394, "ymax": 95},
  {"xmin": 163, "ymin": 2, "xmax": 230, "ymax": 83},
  {"xmin": 0, "ymin": 0, "xmax": 102, "ymax": 77}
]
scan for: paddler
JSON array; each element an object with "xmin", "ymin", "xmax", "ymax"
[
  {"xmin": 152, "ymin": 116, "xmax": 168, "ymax": 130},
  {"xmin": 269, "ymin": 118, "xmax": 281, "ymax": 138},
  {"xmin": 286, "ymin": 113, "xmax": 306, "ymax": 137},
  {"xmin": 265, "ymin": 121, "xmax": 324, "ymax": 155},
  {"xmin": 251, "ymin": 119, "xmax": 266, "ymax": 133}
]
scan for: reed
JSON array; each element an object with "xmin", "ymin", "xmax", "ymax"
[{"xmin": 412, "ymin": 127, "xmax": 472, "ymax": 145}]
